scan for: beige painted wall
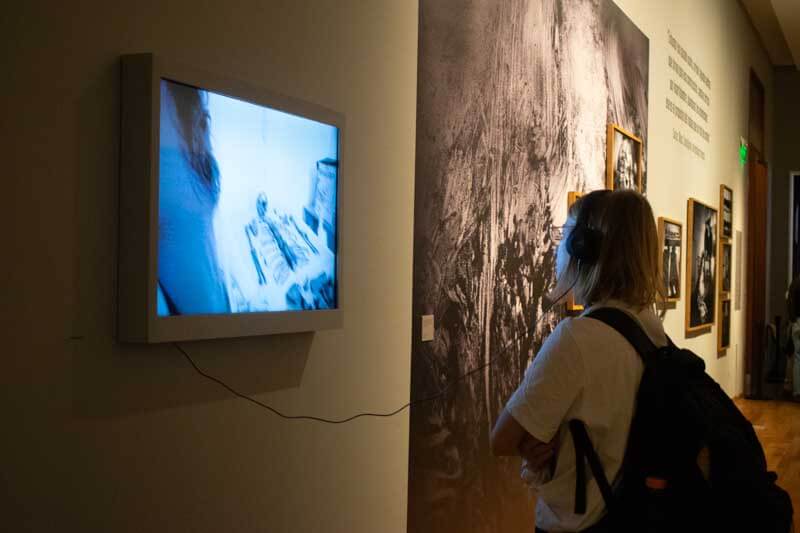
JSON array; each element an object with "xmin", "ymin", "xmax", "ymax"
[
  {"xmin": 2, "ymin": 1, "xmax": 417, "ymax": 531},
  {"xmin": 2, "ymin": 0, "xmax": 773, "ymax": 531},
  {"xmin": 614, "ymin": 0, "xmax": 773, "ymax": 397}
]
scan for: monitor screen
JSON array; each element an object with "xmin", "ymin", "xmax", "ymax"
[{"xmin": 157, "ymin": 78, "xmax": 339, "ymax": 317}]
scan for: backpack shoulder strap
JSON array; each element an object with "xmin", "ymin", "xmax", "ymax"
[
  {"xmin": 585, "ymin": 307, "xmax": 659, "ymax": 360},
  {"xmin": 569, "ymin": 419, "xmax": 615, "ymax": 514}
]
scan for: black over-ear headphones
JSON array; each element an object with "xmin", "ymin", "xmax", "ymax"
[{"xmin": 566, "ymin": 190, "xmax": 610, "ymax": 265}]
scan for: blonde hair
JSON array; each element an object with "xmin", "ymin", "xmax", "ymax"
[{"xmin": 557, "ymin": 190, "xmax": 664, "ymax": 309}]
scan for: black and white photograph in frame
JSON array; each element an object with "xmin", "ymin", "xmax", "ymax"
[
  {"xmin": 686, "ymin": 198, "xmax": 717, "ymax": 333},
  {"xmin": 720, "ymin": 241, "xmax": 732, "ymax": 296},
  {"xmin": 718, "ymin": 298, "xmax": 731, "ymax": 353},
  {"xmin": 606, "ymin": 124, "xmax": 643, "ymax": 192},
  {"xmin": 658, "ymin": 217, "xmax": 682, "ymax": 302},
  {"xmin": 721, "ymin": 185, "xmax": 733, "ymax": 240}
]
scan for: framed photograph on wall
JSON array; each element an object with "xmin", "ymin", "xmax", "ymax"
[
  {"xmin": 566, "ymin": 191, "xmax": 584, "ymax": 313},
  {"xmin": 606, "ymin": 124, "xmax": 643, "ymax": 192},
  {"xmin": 720, "ymin": 185, "xmax": 733, "ymax": 240},
  {"xmin": 720, "ymin": 241, "xmax": 732, "ymax": 297},
  {"xmin": 718, "ymin": 298, "xmax": 731, "ymax": 353},
  {"xmin": 686, "ymin": 198, "xmax": 718, "ymax": 333},
  {"xmin": 657, "ymin": 217, "xmax": 682, "ymax": 302}
]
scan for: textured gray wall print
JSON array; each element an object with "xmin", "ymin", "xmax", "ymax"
[{"xmin": 408, "ymin": 1, "xmax": 649, "ymax": 532}]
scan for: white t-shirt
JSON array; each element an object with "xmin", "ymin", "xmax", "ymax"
[{"xmin": 506, "ymin": 301, "xmax": 667, "ymax": 532}]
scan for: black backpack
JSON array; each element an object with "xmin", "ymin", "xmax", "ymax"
[{"xmin": 567, "ymin": 308, "xmax": 794, "ymax": 533}]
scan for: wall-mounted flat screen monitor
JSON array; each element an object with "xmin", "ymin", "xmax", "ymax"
[{"xmin": 119, "ymin": 54, "xmax": 343, "ymax": 342}]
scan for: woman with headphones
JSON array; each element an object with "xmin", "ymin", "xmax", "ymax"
[{"xmin": 491, "ymin": 189, "xmax": 667, "ymax": 533}]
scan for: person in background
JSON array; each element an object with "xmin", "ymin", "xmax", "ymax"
[
  {"xmin": 786, "ymin": 273, "xmax": 800, "ymax": 400},
  {"xmin": 490, "ymin": 189, "xmax": 667, "ymax": 533}
]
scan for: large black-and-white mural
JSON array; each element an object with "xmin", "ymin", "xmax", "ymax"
[{"xmin": 408, "ymin": 1, "xmax": 649, "ymax": 532}]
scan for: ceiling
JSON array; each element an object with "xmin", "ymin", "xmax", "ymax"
[
  {"xmin": 771, "ymin": 0, "xmax": 800, "ymax": 67},
  {"xmin": 740, "ymin": 0, "xmax": 799, "ymax": 68}
]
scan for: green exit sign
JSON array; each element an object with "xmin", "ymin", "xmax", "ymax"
[{"xmin": 739, "ymin": 139, "xmax": 748, "ymax": 167}]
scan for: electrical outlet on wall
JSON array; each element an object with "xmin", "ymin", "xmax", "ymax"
[{"xmin": 421, "ymin": 315, "xmax": 434, "ymax": 342}]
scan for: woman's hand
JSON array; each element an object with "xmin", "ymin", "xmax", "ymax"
[
  {"xmin": 491, "ymin": 408, "xmax": 559, "ymax": 491},
  {"xmin": 518, "ymin": 434, "xmax": 558, "ymax": 491},
  {"xmin": 517, "ymin": 433, "xmax": 557, "ymax": 471}
]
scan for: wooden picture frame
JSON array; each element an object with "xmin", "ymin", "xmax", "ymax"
[
  {"xmin": 685, "ymin": 198, "xmax": 718, "ymax": 334},
  {"xmin": 566, "ymin": 191, "xmax": 584, "ymax": 313},
  {"xmin": 606, "ymin": 124, "xmax": 643, "ymax": 192},
  {"xmin": 720, "ymin": 185, "xmax": 733, "ymax": 241},
  {"xmin": 718, "ymin": 298, "xmax": 731, "ymax": 353},
  {"xmin": 657, "ymin": 217, "xmax": 682, "ymax": 302}
]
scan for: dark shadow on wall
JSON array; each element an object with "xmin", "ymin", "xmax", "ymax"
[
  {"xmin": 770, "ymin": 67, "xmax": 800, "ymax": 322},
  {"xmin": 71, "ymin": 58, "xmax": 312, "ymax": 420}
]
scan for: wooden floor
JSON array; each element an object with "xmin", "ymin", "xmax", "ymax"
[{"xmin": 734, "ymin": 398, "xmax": 800, "ymax": 531}]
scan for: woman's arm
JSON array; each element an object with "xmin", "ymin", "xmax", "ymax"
[
  {"xmin": 490, "ymin": 407, "xmax": 528, "ymax": 456},
  {"xmin": 491, "ymin": 407, "xmax": 553, "ymax": 455},
  {"xmin": 492, "ymin": 408, "xmax": 557, "ymax": 478}
]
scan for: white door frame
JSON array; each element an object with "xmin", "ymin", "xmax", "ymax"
[{"xmin": 790, "ymin": 171, "xmax": 800, "ymax": 286}]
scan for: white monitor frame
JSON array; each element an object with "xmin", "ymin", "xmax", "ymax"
[{"xmin": 118, "ymin": 53, "xmax": 344, "ymax": 343}]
